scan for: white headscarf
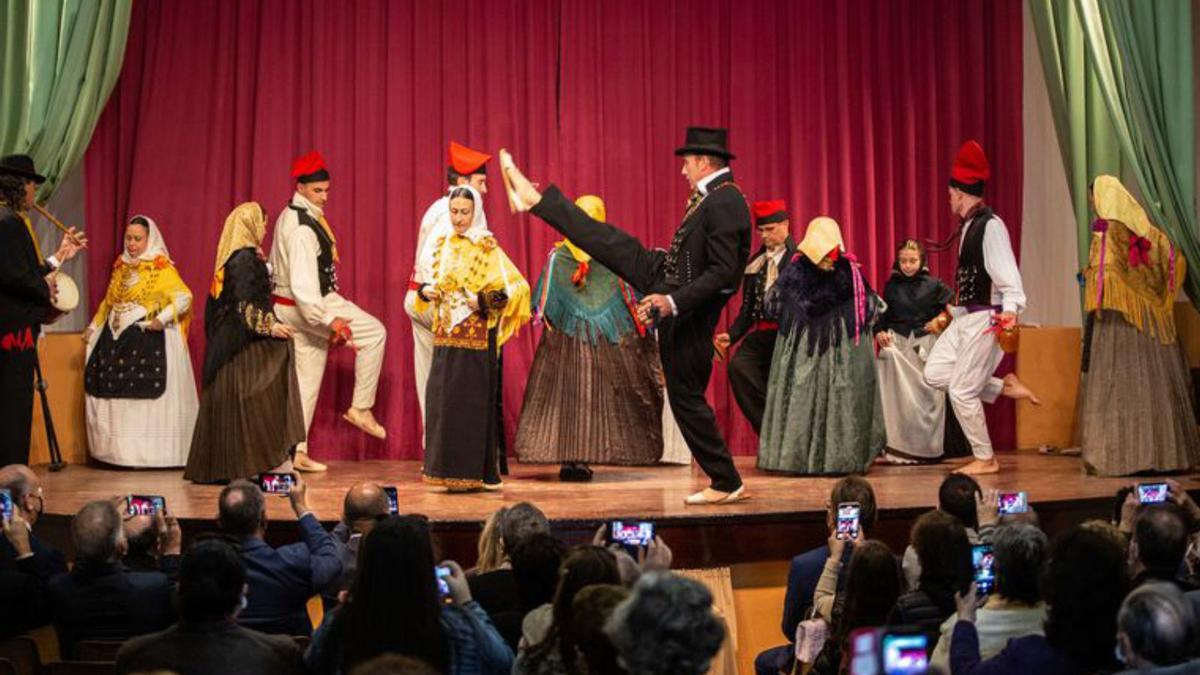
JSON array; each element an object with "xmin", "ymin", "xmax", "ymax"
[
  {"xmin": 121, "ymin": 215, "xmax": 172, "ymax": 264},
  {"xmin": 417, "ymin": 185, "xmax": 491, "ymax": 282}
]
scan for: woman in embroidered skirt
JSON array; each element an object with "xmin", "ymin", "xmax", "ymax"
[
  {"xmin": 416, "ymin": 186, "xmax": 530, "ymax": 491},
  {"xmin": 758, "ymin": 217, "xmax": 885, "ymax": 475},
  {"xmin": 84, "ymin": 216, "xmax": 197, "ymax": 467}
]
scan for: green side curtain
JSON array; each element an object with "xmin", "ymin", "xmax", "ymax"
[
  {"xmin": 0, "ymin": 0, "xmax": 132, "ymax": 199},
  {"xmin": 1084, "ymin": 0, "xmax": 1197, "ymax": 303},
  {"xmin": 1030, "ymin": 0, "xmax": 1198, "ymax": 305},
  {"xmin": 1028, "ymin": 0, "xmax": 1124, "ymax": 269}
]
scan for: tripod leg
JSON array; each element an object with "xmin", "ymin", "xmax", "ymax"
[{"xmin": 31, "ymin": 348, "xmax": 66, "ymax": 470}]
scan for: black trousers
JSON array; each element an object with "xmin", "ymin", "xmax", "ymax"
[
  {"xmin": 532, "ymin": 187, "xmax": 743, "ymax": 492},
  {"xmin": 0, "ymin": 346, "xmax": 35, "ymax": 467},
  {"xmin": 728, "ymin": 329, "xmax": 776, "ymax": 434}
]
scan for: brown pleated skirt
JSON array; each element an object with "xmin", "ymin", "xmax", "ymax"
[
  {"xmin": 1080, "ymin": 310, "xmax": 1200, "ymax": 476},
  {"xmin": 184, "ymin": 340, "xmax": 305, "ymax": 483},
  {"xmin": 515, "ymin": 329, "xmax": 664, "ymax": 464}
]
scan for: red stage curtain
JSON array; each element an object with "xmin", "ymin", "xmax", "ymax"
[{"xmin": 85, "ymin": 0, "xmax": 1022, "ymax": 461}]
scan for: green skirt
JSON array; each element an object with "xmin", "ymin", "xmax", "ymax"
[{"xmin": 758, "ymin": 324, "xmax": 885, "ymax": 475}]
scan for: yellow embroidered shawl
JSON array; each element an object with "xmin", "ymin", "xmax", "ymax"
[
  {"xmin": 1084, "ymin": 175, "xmax": 1186, "ymax": 343},
  {"xmin": 416, "ymin": 232, "xmax": 531, "ymax": 347}
]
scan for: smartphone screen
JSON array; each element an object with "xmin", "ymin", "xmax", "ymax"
[
  {"xmin": 1137, "ymin": 483, "xmax": 1169, "ymax": 504},
  {"xmin": 259, "ymin": 472, "xmax": 295, "ymax": 495},
  {"xmin": 609, "ymin": 521, "xmax": 655, "ymax": 549},
  {"xmin": 881, "ymin": 631, "xmax": 929, "ymax": 675},
  {"xmin": 836, "ymin": 502, "xmax": 861, "ymax": 541},
  {"xmin": 382, "ymin": 486, "xmax": 399, "ymax": 515},
  {"xmin": 435, "ymin": 564, "xmax": 452, "ymax": 599},
  {"xmin": 127, "ymin": 494, "xmax": 166, "ymax": 516},
  {"xmin": 0, "ymin": 489, "xmax": 12, "ymax": 523},
  {"xmin": 972, "ymin": 544, "xmax": 996, "ymax": 596},
  {"xmin": 848, "ymin": 628, "xmax": 881, "ymax": 675},
  {"xmin": 997, "ymin": 491, "xmax": 1028, "ymax": 515}
]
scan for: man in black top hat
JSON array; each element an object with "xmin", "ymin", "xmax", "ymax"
[
  {"xmin": 0, "ymin": 154, "xmax": 87, "ymax": 465},
  {"xmin": 498, "ymin": 127, "xmax": 751, "ymax": 505}
]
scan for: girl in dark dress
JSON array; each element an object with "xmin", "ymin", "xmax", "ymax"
[{"xmin": 185, "ymin": 202, "xmax": 304, "ymax": 483}]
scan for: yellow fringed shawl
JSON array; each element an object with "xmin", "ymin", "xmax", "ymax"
[
  {"xmin": 1084, "ymin": 175, "xmax": 1186, "ymax": 343},
  {"xmin": 90, "ymin": 255, "xmax": 194, "ymax": 340},
  {"xmin": 416, "ymin": 233, "xmax": 531, "ymax": 347}
]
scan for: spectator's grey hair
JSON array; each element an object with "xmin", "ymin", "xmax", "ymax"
[
  {"xmin": 71, "ymin": 500, "xmax": 123, "ymax": 564},
  {"xmin": 1118, "ymin": 582, "xmax": 1198, "ymax": 667},
  {"xmin": 604, "ymin": 572, "xmax": 725, "ymax": 675}
]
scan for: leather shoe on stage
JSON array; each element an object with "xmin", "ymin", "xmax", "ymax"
[
  {"xmin": 684, "ymin": 485, "xmax": 748, "ymax": 506},
  {"xmin": 343, "ymin": 408, "xmax": 387, "ymax": 439},
  {"xmin": 294, "ymin": 453, "xmax": 327, "ymax": 473}
]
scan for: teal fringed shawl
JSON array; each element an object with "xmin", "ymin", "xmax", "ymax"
[{"xmin": 533, "ymin": 247, "xmax": 640, "ymax": 345}]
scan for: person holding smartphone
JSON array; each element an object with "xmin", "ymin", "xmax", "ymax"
[{"xmin": 306, "ymin": 515, "xmax": 512, "ymax": 674}]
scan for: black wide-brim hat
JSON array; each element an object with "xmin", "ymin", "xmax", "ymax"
[
  {"xmin": 0, "ymin": 154, "xmax": 46, "ymax": 184},
  {"xmin": 674, "ymin": 126, "xmax": 735, "ymax": 161}
]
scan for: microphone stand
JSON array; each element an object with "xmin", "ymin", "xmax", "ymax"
[{"xmin": 32, "ymin": 346, "xmax": 66, "ymax": 471}]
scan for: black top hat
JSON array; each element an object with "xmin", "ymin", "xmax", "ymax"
[
  {"xmin": 674, "ymin": 126, "xmax": 735, "ymax": 161},
  {"xmin": 0, "ymin": 155, "xmax": 46, "ymax": 184}
]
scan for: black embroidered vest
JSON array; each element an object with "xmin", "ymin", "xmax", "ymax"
[
  {"xmin": 290, "ymin": 204, "xmax": 339, "ymax": 295},
  {"xmin": 955, "ymin": 207, "xmax": 994, "ymax": 306}
]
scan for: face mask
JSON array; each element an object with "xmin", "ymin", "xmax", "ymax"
[{"xmin": 1114, "ymin": 643, "xmax": 1126, "ymax": 666}]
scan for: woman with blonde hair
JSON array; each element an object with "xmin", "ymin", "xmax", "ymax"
[{"xmin": 473, "ymin": 506, "xmax": 510, "ymax": 574}]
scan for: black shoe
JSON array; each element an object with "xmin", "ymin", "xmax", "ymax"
[{"xmin": 558, "ymin": 463, "xmax": 594, "ymax": 482}]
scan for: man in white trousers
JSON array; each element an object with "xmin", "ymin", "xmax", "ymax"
[
  {"xmin": 271, "ymin": 151, "xmax": 387, "ymax": 472},
  {"xmin": 404, "ymin": 142, "xmax": 490, "ymax": 447},
  {"xmin": 924, "ymin": 140, "xmax": 1039, "ymax": 476}
]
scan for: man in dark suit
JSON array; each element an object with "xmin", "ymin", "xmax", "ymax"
[
  {"xmin": 116, "ymin": 538, "xmax": 306, "ymax": 675},
  {"xmin": 0, "ymin": 464, "xmax": 67, "ymax": 579},
  {"xmin": 322, "ymin": 481, "xmax": 390, "ymax": 609},
  {"xmin": 755, "ymin": 477, "xmax": 878, "ymax": 675},
  {"xmin": 48, "ymin": 500, "xmax": 179, "ymax": 657},
  {"xmin": 1, "ymin": 509, "xmax": 49, "ymax": 638},
  {"xmin": 500, "ymin": 127, "xmax": 751, "ymax": 505},
  {"xmin": 0, "ymin": 155, "xmax": 86, "ymax": 466},
  {"xmin": 714, "ymin": 200, "xmax": 796, "ymax": 434},
  {"xmin": 218, "ymin": 475, "xmax": 341, "ymax": 635}
]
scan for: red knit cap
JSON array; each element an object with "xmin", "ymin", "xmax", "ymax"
[
  {"xmin": 448, "ymin": 141, "xmax": 491, "ymax": 175},
  {"xmin": 291, "ymin": 151, "xmax": 329, "ymax": 183},
  {"xmin": 949, "ymin": 140, "xmax": 989, "ymax": 195},
  {"xmin": 752, "ymin": 199, "xmax": 788, "ymax": 225}
]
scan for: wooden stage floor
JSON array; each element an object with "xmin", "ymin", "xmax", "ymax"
[{"xmin": 33, "ymin": 453, "xmax": 1199, "ymax": 567}]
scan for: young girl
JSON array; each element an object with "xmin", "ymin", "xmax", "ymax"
[{"xmin": 874, "ymin": 239, "xmax": 953, "ymax": 463}]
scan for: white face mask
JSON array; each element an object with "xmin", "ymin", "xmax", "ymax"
[{"xmin": 236, "ymin": 593, "xmax": 248, "ymax": 616}]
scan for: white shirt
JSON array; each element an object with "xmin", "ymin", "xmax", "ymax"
[
  {"xmin": 269, "ymin": 192, "xmax": 335, "ymax": 327},
  {"xmin": 959, "ymin": 214, "xmax": 1026, "ymax": 314}
]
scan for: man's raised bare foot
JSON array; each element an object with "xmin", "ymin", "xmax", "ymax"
[
  {"xmin": 1002, "ymin": 373, "xmax": 1041, "ymax": 405},
  {"xmin": 955, "ymin": 458, "xmax": 1000, "ymax": 475}
]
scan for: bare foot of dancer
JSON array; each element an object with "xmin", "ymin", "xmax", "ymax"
[
  {"xmin": 498, "ymin": 149, "xmax": 543, "ymax": 212},
  {"xmin": 956, "ymin": 458, "xmax": 1000, "ymax": 475},
  {"xmin": 1002, "ymin": 373, "xmax": 1041, "ymax": 405}
]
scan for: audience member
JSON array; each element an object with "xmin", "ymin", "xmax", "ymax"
[
  {"xmin": 469, "ymin": 502, "xmax": 551, "ymax": 616},
  {"xmin": 324, "ymin": 482, "xmax": 391, "ymax": 608},
  {"xmin": 305, "ymin": 515, "xmax": 513, "ymax": 675},
  {"xmin": 607, "ymin": 572, "xmax": 725, "ymax": 675},
  {"xmin": 0, "ymin": 464, "xmax": 66, "ymax": 578},
  {"xmin": 515, "ymin": 546, "xmax": 621, "ymax": 673},
  {"xmin": 570, "ymin": 584, "xmax": 629, "ymax": 675},
  {"xmin": 951, "ymin": 524, "xmax": 1130, "ymax": 674},
  {"xmin": 1132, "ymin": 505, "xmax": 1197, "ymax": 591},
  {"xmin": 1, "ymin": 510, "xmax": 48, "ymax": 637},
  {"xmin": 902, "ymin": 473, "xmax": 981, "ymax": 588},
  {"xmin": 810, "ymin": 539, "xmax": 903, "ymax": 674},
  {"xmin": 116, "ymin": 539, "xmax": 306, "ymax": 675},
  {"xmin": 502, "ymin": 532, "xmax": 568, "ymax": 650},
  {"xmin": 218, "ymin": 475, "xmax": 341, "ymax": 635},
  {"xmin": 49, "ymin": 500, "xmax": 178, "ymax": 656},
  {"xmin": 889, "ymin": 509, "xmax": 972, "ymax": 648},
  {"xmin": 930, "ymin": 522, "xmax": 1048, "ymax": 670},
  {"xmin": 1116, "ymin": 582, "xmax": 1199, "ymax": 671},
  {"xmin": 755, "ymin": 476, "xmax": 877, "ymax": 675},
  {"xmin": 122, "ymin": 511, "xmax": 181, "ymax": 576},
  {"xmin": 349, "ymin": 654, "xmax": 441, "ymax": 675},
  {"xmin": 472, "ymin": 506, "xmax": 510, "ymax": 575}
]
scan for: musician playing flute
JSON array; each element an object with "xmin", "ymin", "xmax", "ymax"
[{"xmin": 0, "ymin": 154, "xmax": 87, "ymax": 466}]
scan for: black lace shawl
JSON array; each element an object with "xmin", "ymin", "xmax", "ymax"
[{"xmin": 766, "ymin": 255, "xmax": 882, "ymax": 357}]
